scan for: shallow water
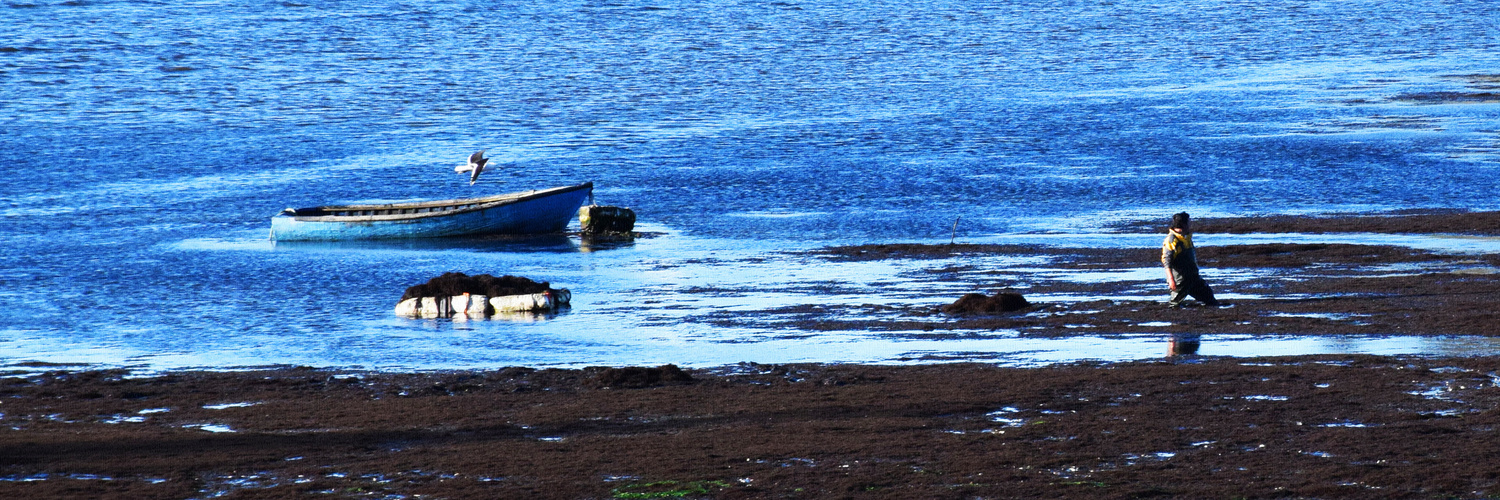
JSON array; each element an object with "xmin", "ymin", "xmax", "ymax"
[
  {"xmin": 3, "ymin": 0, "xmax": 1499, "ymax": 371},
  {"xmin": 6, "ymin": 226, "xmax": 1500, "ymax": 371}
]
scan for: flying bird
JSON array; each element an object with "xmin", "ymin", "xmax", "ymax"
[{"xmin": 453, "ymin": 150, "xmax": 489, "ymax": 185}]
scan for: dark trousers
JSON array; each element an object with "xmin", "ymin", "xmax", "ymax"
[{"xmin": 1168, "ymin": 269, "xmax": 1218, "ymax": 306}]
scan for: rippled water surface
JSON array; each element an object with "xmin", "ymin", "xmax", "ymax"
[{"xmin": 3, "ymin": 0, "xmax": 1499, "ymax": 370}]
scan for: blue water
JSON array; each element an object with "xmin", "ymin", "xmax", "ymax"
[{"xmin": 3, "ymin": 0, "xmax": 1499, "ymax": 371}]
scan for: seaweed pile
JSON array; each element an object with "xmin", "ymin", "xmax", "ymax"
[
  {"xmin": 591, "ymin": 365, "xmax": 693, "ymax": 389},
  {"xmin": 399, "ymin": 272, "xmax": 551, "ymax": 302}
]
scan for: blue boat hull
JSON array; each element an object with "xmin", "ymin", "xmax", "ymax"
[{"xmin": 270, "ymin": 183, "xmax": 593, "ymax": 241}]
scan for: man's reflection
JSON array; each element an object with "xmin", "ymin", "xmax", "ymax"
[{"xmin": 1168, "ymin": 333, "xmax": 1201, "ymax": 356}]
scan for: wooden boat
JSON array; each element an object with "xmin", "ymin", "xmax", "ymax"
[{"xmin": 270, "ymin": 182, "xmax": 593, "ymax": 241}]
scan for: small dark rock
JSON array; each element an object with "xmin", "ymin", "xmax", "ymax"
[
  {"xmin": 579, "ymin": 205, "xmax": 636, "ymax": 235},
  {"xmin": 941, "ymin": 292, "xmax": 1031, "ymax": 314}
]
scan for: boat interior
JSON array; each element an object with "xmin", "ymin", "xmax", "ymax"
[{"xmin": 281, "ymin": 202, "xmax": 486, "ymax": 217}]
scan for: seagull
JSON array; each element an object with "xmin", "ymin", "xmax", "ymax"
[{"xmin": 453, "ymin": 150, "xmax": 489, "ymax": 185}]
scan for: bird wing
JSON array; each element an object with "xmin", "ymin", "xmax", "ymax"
[
  {"xmin": 468, "ymin": 150, "xmax": 486, "ymax": 164},
  {"xmin": 455, "ymin": 164, "xmax": 473, "ymax": 173},
  {"xmin": 469, "ymin": 163, "xmax": 484, "ymax": 184}
]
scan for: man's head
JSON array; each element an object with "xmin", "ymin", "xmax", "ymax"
[{"xmin": 1170, "ymin": 212, "xmax": 1191, "ymax": 232}]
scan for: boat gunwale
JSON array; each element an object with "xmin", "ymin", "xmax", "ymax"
[{"xmin": 279, "ymin": 182, "xmax": 592, "ymax": 223}]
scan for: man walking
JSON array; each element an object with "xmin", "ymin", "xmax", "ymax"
[{"xmin": 1162, "ymin": 212, "xmax": 1220, "ymax": 307}]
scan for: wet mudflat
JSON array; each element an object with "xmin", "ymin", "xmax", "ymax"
[
  {"xmin": 6, "ymin": 210, "xmax": 1500, "ymax": 499},
  {"xmin": 5, "ymin": 358, "xmax": 1500, "ymax": 499},
  {"xmin": 786, "ymin": 240, "xmax": 1500, "ymax": 337},
  {"xmin": 744, "ymin": 210, "xmax": 1500, "ymax": 337}
]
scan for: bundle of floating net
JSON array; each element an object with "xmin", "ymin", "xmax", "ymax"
[{"xmin": 394, "ymin": 272, "xmax": 571, "ymax": 318}]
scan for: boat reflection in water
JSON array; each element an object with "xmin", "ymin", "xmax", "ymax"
[
  {"xmin": 270, "ymin": 233, "xmax": 583, "ymax": 254},
  {"xmin": 578, "ymin": 233, "xmax": 641, "ymax": 253}
]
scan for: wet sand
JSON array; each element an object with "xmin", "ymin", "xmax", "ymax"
[{"xmin": 5, "ymin": 210, "xmax": 1500, "ymax": 499}]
